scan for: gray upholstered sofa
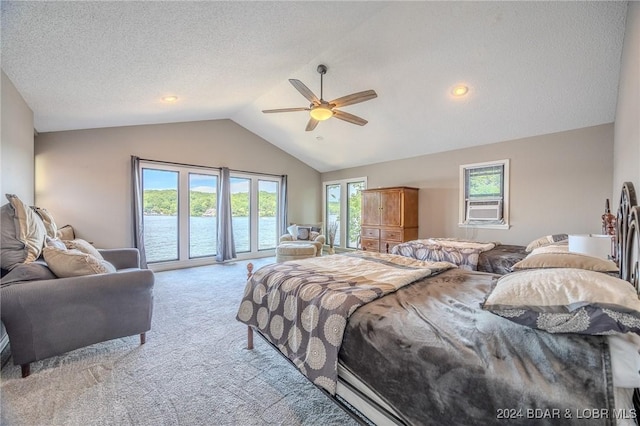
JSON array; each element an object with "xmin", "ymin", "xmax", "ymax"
[
  {"xmin": 1, "ymin": 248, "xmax": 154, "ymax": 377},
  {"xmin": 0, "ymin": 194, "xmax": 154, "ymax": 377}
]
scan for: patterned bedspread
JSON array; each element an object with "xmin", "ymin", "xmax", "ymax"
[
  {"xmin": 390, "ymin": 238, "xmax": 497, "ymax": 270},
  {"xmin": 236, "ymin": 251, "xmax": 454, "ymax": 394}
]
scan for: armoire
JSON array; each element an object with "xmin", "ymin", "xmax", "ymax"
[{"xmin": 360, "ymin": 186, "xmax": 419, "ymax": 253}]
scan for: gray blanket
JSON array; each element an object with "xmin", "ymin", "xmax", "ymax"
[
  {"xmin": 339, "ymin": 268, "xmax": 614, "ymax": 426},
  {"xmin": 477, "ymin": 244, "xmax": 528, "ymax": 274}
]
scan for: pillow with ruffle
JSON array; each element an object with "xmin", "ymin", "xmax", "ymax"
[
  {"xmin": 525, "ymin": 234, "xmax": 568, "ymax": 252},
  {"xmin": 43, "ymin": 246, "xmax": 115, "ymax": 278},
  {"xmin": 31, "ymin": 206, "xmax": 58, "ymax": 238},
  {"xmin": 64, "ymin": 238, "xmax": 103, "ymax": 260},
  {"xmin": 482, "ymin": 268, "xmax": 640, "ymax": 335},
  {"xmin": 512, "ymin": 251, "xmax": 618, "ymax": 273},
  {"xmin": 0, "ymin": 195, "xmax": 46, "ymax": 270}
]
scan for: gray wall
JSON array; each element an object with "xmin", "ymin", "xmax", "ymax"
[
  {"xmin": 35, "ymin": 119, "xmax": 321, "ymax": 248},
  {"xmin": 321, "ymin": 124, "xmax": 614, "ymax": 246},
  {"xmin": 0, "ymin": 69, "xmax": 34, "ymax": 358},
  {"xmin": 1, "ymin": 70, "xmax": 34, "ymax": 204},
  {"xmin": 613, "ymin": 1, "xmax": 640, "ymax": 197}
]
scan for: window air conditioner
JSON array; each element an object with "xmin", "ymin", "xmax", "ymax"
[{"xmin": 466, "ymin": 200, "xmax": 502, "ymax": 221}]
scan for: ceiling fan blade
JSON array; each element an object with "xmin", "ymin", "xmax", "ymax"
[
  {"xmin": 330, "ymin": 90, "xmax": 377, "ymax": 108},
  {"xmin": 305, "ymin": 117, "xmax": 319, "ymax": 132},
  {"xmin": 289, "ymin": 79, "xmax": 320, "ymax": 104},
  {"xmin": 333, "ymin": 110, "xmax": 368, "ymax": 126},
  {"xmin": 262, "ymin": 107, "xmax": 310, "ymax": 113}
]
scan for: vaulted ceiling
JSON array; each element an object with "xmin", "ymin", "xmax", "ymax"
[{"xmin": 1, "ymin": 1, "xmax": 628, "ymax": 172}]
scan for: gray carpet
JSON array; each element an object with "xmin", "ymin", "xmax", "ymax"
[{"xmin": 0, "ymin": 258, "xmax": 359, "ymax": 426}]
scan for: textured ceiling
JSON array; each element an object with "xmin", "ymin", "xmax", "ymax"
[{"xmin": 1, "ymin": 1, "xmax": 628, "ymax": 172}]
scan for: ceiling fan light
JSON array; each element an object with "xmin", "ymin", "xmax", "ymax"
[{"xmin": 310, "ymin": 105, "xmax": 333, "ymax": 121}]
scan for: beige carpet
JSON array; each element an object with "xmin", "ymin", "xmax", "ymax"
[{"xmin": 0, "ymin": 258, "xmax": 359, "ymax": 426}]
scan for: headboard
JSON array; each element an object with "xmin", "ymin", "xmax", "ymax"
[
  {"xmin": 616, "ymin": 182, "xmax": 639, "ymax": 292},
  {"xmin": 615, "ymin": 182, "xmax": 640, "ymax": 422}
]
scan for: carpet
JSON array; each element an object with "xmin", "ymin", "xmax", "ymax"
[{"xmin": 0, "ymin": 258, "xmax": 359, "ymax": 426}]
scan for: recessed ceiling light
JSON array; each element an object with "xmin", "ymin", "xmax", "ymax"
[
  {"xmin": 451, "ymin": 85, "xmax": 469, "ymax": 97},
  {"xmin": 162, "ymin": 95, "xmax": 179, "ymax": 103}
]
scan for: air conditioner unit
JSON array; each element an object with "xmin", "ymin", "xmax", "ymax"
[{"xmin": 466, "ymin": 200, "xmax": 502, "ymax": 221}]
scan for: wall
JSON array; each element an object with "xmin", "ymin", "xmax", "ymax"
[
  {"xmin": 321, "ymin": 124, "xmax": 614, "ymax": 246},
  {"xmin": 0, "ymin": 70, "xmax": 34, "ymax": 362},
  {"xmin": 1, "ymin": 70, "xmax": 35, "ymax": 204},
  {"xmin": 35, "ymin": 119, "xmax": 321, "ymax": 248},
  {"xmin": 613, "ymin": 1, "xmax": 640, "ymax": 197}
]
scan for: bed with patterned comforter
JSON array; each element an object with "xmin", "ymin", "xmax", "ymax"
[
  {"xmin": 236, "ymin": 251, "xmax": 615, "ymax": 425},
  {"xmin": 391, "ymin": 238, "xmax": 527, "ymax": 274}
]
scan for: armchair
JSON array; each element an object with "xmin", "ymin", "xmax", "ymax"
[{"xmin": 279, "ymin": 232, "xmax": 325, "ymax": 256}]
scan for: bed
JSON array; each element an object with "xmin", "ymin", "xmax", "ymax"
[
  {"xmin": 236, "ymin": 182, "xmax": 640, "ymax": 426},
  {"xmin": 388, "ymin": 238, "xmax": 528, "ymax": 274}
]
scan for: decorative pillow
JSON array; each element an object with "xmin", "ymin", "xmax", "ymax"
[
  {"xmin": 297, "ymin": 226, "xmax": 312, "ymax": 241},
  {"xmin": 31, "ymin": 206, "xmax": 58, "ymax": 238},
  {"xmin": 512, "ymin": 252, "xmax": 619, "ymax": 272},
  {"xmin": 529, "ymin": 243, "xmax": 569, "ymax": 255},
  {"xmin": 64, "ymin": 238, "xmax": 103, "ymax": 260},
  {"xmin": 525, "ymin": 234, "xmax": 568, "ymax": 252},
  {"xmin": 56, "ymin": 224, "xmax": 75, "ymax": 240},
  {"xmin": 0, "ymin": 195, "xmax": 46, "ymax": 270},
  {"xmin": 43, "ymin": 246, "xmax": 115, "ymax": 278},
  {"xmin": 45, "ymin": 236, "xmax": 67, "ymax": 250},
  {"xmin": 482, "ymin": 268, "xmax": 640, "ymax": 335},
  {"xmin": 287, "ymin": 224, "xmax": 298, "ymax": 240}
]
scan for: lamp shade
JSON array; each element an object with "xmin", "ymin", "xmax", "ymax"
[
  {"xmin": 310, "ymin": 105, "xmax": 333, "ymax": 121},
  {"xmin": 568, "ymin": 234, "xmax": 613, "ymax": 260}
]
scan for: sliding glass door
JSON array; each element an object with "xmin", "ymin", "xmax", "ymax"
[
  {"xmin": 140, "ymin": 161, "xmax": 282, "ymax": 268},
  {"xmin": 142, "ymin": 168, "xmax": 179, "ymax": 262},
  {"xmin": 189, "ymin": 173, "xmax": 218, "ymax": 258}
]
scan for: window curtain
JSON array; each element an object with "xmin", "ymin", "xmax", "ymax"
[
  {"xmin": 216, "ymin": 167, "xmax": 236, "ymax": 262},
  {"xmin": 279, "ymin": 174, "xmax": 288, "ymax": 236},
  {"xmin": 131, "ymin": 156, "xmax": 148, "ymax": 268}
]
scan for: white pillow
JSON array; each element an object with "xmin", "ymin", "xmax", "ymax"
[
  {"xmin": 45, "ymin": 236, "xmax": 67, "ymax": 250},
  {"xmin": 43, "ymin": 246, "xmax": 115, "ymax": 278},
  {"xmin": 287, "ymin": 224, "xmax": 298, "ymax": 240},
  {"xmin": 482, "ymin": 268, "xmax": 640, "ymax": 335}
]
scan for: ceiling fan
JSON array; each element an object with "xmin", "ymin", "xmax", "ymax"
[{"xmin": 262, "ymin": 64, "xmax": 377, "ymax": 131}]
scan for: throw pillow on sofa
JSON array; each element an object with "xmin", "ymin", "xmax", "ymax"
[
  {"xmin": 43, "ymin": 246, "xmax": 116, "ymax": 278},
  {"xmin": 31, "ymin": 206, "xmax": 58, "ymax": 238},
  {"xmin": 64, "ymin": 238, "xmax": 103, "ymax": 260},
  {"xmin": 0, "ymin": 194, "xmax": 46, "ymax": 271}
]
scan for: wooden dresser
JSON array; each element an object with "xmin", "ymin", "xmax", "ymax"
[{"xmin": 360, "ymin": 186, "xmax": 419, "ymax": 253}]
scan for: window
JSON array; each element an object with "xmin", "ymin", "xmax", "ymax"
[
  {"xmin": 323, "ymin": 178, "xmax": 367, "ymax": 249},
  {"xmin": 140, "ymin": 161, "xmax": 282, "ymax": 268},
  {"xmin": 459, "ymin": 159, "xmax": 510, "ymax": 229}
]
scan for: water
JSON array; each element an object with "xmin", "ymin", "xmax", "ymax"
[{"xmin": 143, "ymin": 215, "xmax": 278, "ymax": 263}]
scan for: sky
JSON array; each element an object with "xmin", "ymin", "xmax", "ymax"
[{"xmin": 142, "ymin": 169, "xmax": 277, "ymax": 193}]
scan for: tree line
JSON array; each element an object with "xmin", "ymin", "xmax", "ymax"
[{"xmin": 143, "ymin": 189, "xmax": 277, "ymax": 217}]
